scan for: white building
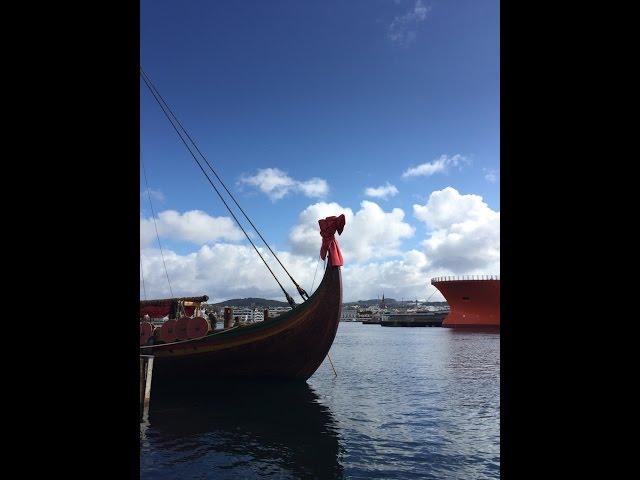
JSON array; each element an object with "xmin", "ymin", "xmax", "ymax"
[{"xmin": 224, "ymin": 305, "xmax": 293, "ymax": 323}]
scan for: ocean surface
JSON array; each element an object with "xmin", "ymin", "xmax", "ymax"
[{"xmin": 140, "ymin": 322, "xmax": 500, "ymax": 479}]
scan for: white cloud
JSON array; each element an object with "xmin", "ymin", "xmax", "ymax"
[
  {"xmin": 140, "ymin": 244, "xmax": 323, "ymax": 302},
  {"xmin": 141, "ymin": 188, "xmax": 165, "ymax": 203},
  {"xmin": 342, "ymin": 250, "xmax": 434, "ymax": 301},
  {"xmin": 140, "ymin": 210, "xmax": 245, "ymax": 247},
  {"xmin": 484, "ymin": 168, "xmax": 499, "ymax": 183},
  {"xmin": 413, "ymin": 187, "xmax": 500, "ymax": 273},
  {"xmin": 289, "ymin": 200, "xmax": 414, "ymax": 263},
  {"xmin": 388, "ymin": 0, "xmax": 431, "ymax": 46},
  {"xmin": 402, "ymin": 154, "xmax": 468, "ymax": 178},
  {"xmin": 297, "ymin": 177, "xmax": 329, "ymax": 197},
  {"xmin": 239, "ymin": 168, "xmax": 328, "ymax": 201},
  {"xmin": 364, "ymin": 182, "xmax": 399, "ymax": 199},
  {"xmin": 141, "ymin": 244, "xmax": 453, "ymax": 303},
  {"xmin": 140, "ymin": 189, "xmax": 499, "ymax": 303}
]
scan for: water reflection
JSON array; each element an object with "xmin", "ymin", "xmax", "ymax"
[
  {"xmin": 447, "ymin": 326, "xmax": 500, "ymax": 334},
  {"xmin": 141, "ymin": 381, "xmax": 344, "ymax": 480},
  {"xmin": 141, "ymin": 325, "xmax": 500, "ymax": 479}
]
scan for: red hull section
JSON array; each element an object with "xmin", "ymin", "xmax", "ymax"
[
  {"xmin": 142, "ymin": 265, "xmax": 342, "ymax": 385},
  {"xmin": 431, "ymin": 276, "xmax": 500, "ymax": 328}
]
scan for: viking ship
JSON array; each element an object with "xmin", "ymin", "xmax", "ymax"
[
  {"xmin": 140, "ymin": 68, "xmax": 345, "ymax": 384},
  {"xmin": 140, "ymin": 216, "xmax": 344, "ymax": 384}
]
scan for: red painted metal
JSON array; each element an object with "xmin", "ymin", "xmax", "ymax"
[{"xmin": 431, "ymin": 277, "xmax": 500, "ymax": 327}]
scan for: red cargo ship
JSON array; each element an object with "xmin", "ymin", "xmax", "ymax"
[{"xmin": 431, "ymin": 276, "xmax": 500, "ymax": 328}]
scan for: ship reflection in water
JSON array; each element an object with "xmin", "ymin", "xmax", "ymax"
[{"xmin": 140, "ymin": 381, "xmax": 344, "ymax": 480}]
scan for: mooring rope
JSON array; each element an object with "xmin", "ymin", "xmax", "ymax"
[
  {"xmin": 327, "ymin": 353, "xmax": 338, "ymax": 377},
  {"xmin": 142, "ymin": 156, "xmax": 174, "ymax": 297},
  {"xmin": 140, "ymin": 71, "xmax": 297, "ymax": 308},
  {"xmin": 140, "ymin": 68, "xmax": 309, "ymax": 302}
]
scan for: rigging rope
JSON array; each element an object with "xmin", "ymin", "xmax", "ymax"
[
  {"xmin": 140, "ymin": 71, "xmax": 297, "ymax": 308},
  {"xmin": 425, "ymin": 288, "xmax": 438, "ymax": 302},
  {"xmin": 142, "ymin": 157, "xmax": 174, "ymax": 297},
  {"xmin": 140, "ymin": 68, "xmax": 309, "ymax": 302},
  {"xmin": 310, "ymin": 257, "xmax": 321, "ymax": 294}
]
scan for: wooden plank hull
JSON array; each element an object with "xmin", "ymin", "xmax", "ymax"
[{"xmin": 144, "ymin": 265, "xmax": 342, "ymax": 386}]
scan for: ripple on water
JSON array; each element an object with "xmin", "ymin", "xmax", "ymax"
[{"xmin": 141, "ymin": 324, "xmax": 499, "ymax": 479}]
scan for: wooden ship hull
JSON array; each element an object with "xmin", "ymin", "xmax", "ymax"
[{"xmin": 142, "ymin": 265, "xmax": 342, "ymax": 386}]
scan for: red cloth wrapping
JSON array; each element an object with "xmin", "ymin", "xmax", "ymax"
[
  {"xmin": 139, "ymin": 305, "xmax": 195, "ymax": 318},
  {"xmin": 140, "ymin": 306, "xmax": 170, "ymax": 318},
  {"xmin": 319, "ymin": 214, "xmax": 346, "ymax": 266}
]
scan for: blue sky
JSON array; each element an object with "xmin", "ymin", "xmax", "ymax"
[{"xmin": 140, "ymin": 0, "xmax": 500, "ymax": 302}]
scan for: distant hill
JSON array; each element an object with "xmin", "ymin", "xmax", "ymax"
[
  {"xmin": 208, "ymin": 298, "xmax": 290, "ymax": 308},
  {"xmin": 343, "ymin": 299, "xmax": 448, "ymax": 307},
  {"xmin": 343, "ymin": 298, "xmax": 399, "ymax": 306},
  {"xmin": 206, "ymin": 297, "xmax": 448, "ymax": 309}
]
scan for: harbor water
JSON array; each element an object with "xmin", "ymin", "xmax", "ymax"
[{"xmin": 140, "ymin": 322, "xmax": 500, "ymax": 479}]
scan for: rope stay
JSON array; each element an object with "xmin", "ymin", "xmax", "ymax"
[
  {"xmin": 425, "ymin": 288, "xmax": 438, "ymax": 302},
  {"xmin": 142, "ymin": 156, "xmax": 174, "ymax": 297},
  {"xmin": 140, "ymin": 70, "xmax": 298, "ymax": 308},
  {"xmin": 310, "ymin": 257, "xmax": 321, "ymax": 294},
  {"xmin": 139, "ymin": 68, "xmax": 309, "ymax": 302}
]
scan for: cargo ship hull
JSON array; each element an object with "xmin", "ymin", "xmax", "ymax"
[{"xmin": 431, "ymin": 276, "xmax": 500, "ymax": 328}]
